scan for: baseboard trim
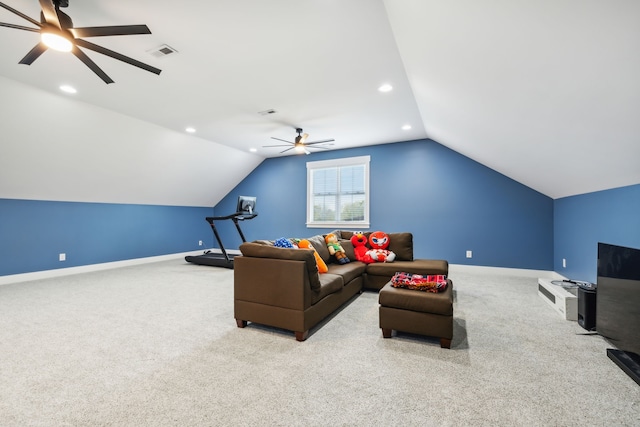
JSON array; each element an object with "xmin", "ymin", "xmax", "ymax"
[
  {"xmin": 0, "ymin": 250, "xmax": 215, "ymax": 286},
  {"xmin": 2, "ymin": 255, "xmax": 561, "ymax": 286},
  {"xmin": 449, "ymin": 264, "xmax": 566, "ymax": 280}
]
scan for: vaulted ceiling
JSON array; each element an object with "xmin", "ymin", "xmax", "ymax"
[{"xmin": 1, "ymin": 0, "xmax": 638, "ymax": 200}]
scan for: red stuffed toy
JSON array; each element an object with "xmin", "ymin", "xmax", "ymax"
[
  {"xmin": 350, "ymin": 232, "xmax": 374, "ymax": 264},
  {"xmin": 366, "ymin": 231, "xmax": 396, "ymax": 263}
]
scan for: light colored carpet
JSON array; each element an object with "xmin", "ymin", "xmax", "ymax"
[{"xmin": 0, "ymin": 260, "xmax": 639, "ymax": 426}]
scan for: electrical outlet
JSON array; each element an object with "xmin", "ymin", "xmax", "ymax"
[
  {"xmin": 59, "ymin": 253, "xmax": 66, "ymax": 262},
  {"xmin": 466, "ymin": 250, "xmax": 472, "ymax": 259},
  {"xmin": 199, "ymin": 240, "xmax": 203, "ymax": 246},
  {"xmin": 562, "ymin": 258, "xmax": 566, "ymax": 268}
]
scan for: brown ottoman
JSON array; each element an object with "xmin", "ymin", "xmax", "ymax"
[{"xmin": 378, "ymin": 280, "xmax": 454, "ymax": 348}]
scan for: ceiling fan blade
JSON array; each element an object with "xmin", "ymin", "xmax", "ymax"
[
  {"xmin": 39, "ymin": 0, "xmax": 61, "ymax": 29},
  {"xmin": 70, "ymin": 24, "xmax": 151, "ymax": 38},
  {"xmin": 0, "ymin": 22, "xmax": 40, "ymax": 32},
  {"xmin": 300, "ymin": 133, "xmax": 309, "ymax": 143},
  {"xmin": 309, "ymin": 145, "xmax": 330, "ymax": 150},
  {"xmin": 263, "ymin": 144, "xmax": 293, "ymax": 148},
  {"xmin": 75, "ymin": 39, "xmax": 161, "ymax": 75},
  {"xmin": 270, "ymin": 137, "xmax": 294, "ymax": 144},
  {"xmin": 280, "ymin": 147, "xmax": 295, "ymax": 154},
  {"xmin": 71, "ymin": 46, "xmax": 114, "ymax": 84},
  {"xmin": 305, "ymin": 139, "xmax": 335, "ymax": 145},
  {"xmin": 0, "ymin": 2, "xmax": 41, "ymax": 27},
  {"xmin": 18, "ymin": 43, "xmax": 47, "ymax": 65},
  {"xmin": 303, "ymin": 148, "xmax": 311, "ymax": 155}
]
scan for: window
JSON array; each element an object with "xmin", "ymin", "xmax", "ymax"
[{"xmin": 306, "ymin": 156, "xmax": 370, "ymax": 228}]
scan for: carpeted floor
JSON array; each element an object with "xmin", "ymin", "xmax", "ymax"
[{"xmin": 0, "ymin": 260, "xmax": 639, "ymax": 426}]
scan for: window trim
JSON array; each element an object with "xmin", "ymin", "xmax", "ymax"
[{"xmin": 306, "ymin": 155, "xmax": 370, "ymax": 229}]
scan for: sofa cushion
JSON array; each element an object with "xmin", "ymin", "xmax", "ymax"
[
  {"xmin": 253, "ymin": 239, "xmax": 275, "ymax": 246},
  {"xmin": 307, "ymin": 234, "xmax": 331, "ymax": 264},
  {"xmin": 387, "ymin": 233, "xmax": 413, "ymax": 261},
  {"xmin": 365, "ymin": 259, "xmax": 449, "ymax": 278},
  {"xmin": 326, "ymin": 262, "xmax": 366, "ymax": 285},
  {"xmin": 339, "ymin": 239, "xmax": 356, "ymax": 261},
  {"xmin": 379, "ymin": 280, "xmax": 454, "ymax": 316},
  {"xmin": 311, "ymin": 274, "xmax": 344, "ymax": 305},
  {"xmin": 239, "ymin": 242, "xmax": 321, "ymax": 291}
]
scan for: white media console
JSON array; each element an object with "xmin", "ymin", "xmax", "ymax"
[{"xmin": 538, "ymin": 278, "xmax": 577, "ymax": 321}]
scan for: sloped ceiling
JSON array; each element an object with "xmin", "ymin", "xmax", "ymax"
[
  {"xmin": 0, "ymin": 0, "xmax": 638, "ymax": 202},
  {"xmin": 385, "ymin": 0, "xmax": 640, "ymax": 199}
]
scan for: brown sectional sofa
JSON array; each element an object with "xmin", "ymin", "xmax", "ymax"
[{"xmin": 234, "ymin": 230, "xmax": 449, "ymax": 341}]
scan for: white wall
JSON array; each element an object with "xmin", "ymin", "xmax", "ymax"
[{"xmin": 0, "ymin": 76, "xmax": 263, "ymax": 207}]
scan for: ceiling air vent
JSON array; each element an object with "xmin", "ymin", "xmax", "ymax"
[{"xmin": 148, "ymin": 44, "xmax": 178, "ymax": 58}]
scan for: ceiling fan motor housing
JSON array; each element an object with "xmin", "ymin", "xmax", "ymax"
[{"xmin": 42, "ymin": 10, "xmax": 72, "ymax": 28}]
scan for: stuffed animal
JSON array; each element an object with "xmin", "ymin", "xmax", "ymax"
[
  {"xmin": 298, "ymin": 239, "xmax": 328, "ymax": 274},
  {"xmin": 274, "ymin": 237, "xmax": 296, "ymax": 248},
  {"xmin": 350, "ymin": 232, "xmax": 374, "ymax": 264},
  {"xmin": 365, "ymin": 231, "xmax": 396, "ymax": 263},
  {"xmin": 325, "ymin": 233, "xmax": 350, "ymax": 264}
]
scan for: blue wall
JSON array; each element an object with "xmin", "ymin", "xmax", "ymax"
[
  {"xmin": 214, "ymin": 139, "xmax": 554, "ymax": 270},
  {"xmin": 554, "ymin": 184, "xmax": 640, "ymax": 283},
  {"xmin": 8, "ymin": 140, "xmax": 635, "ymax": 277},
  {"xmin": 0, "ymin": 199, "xmax": 212, "ymax": 276}
]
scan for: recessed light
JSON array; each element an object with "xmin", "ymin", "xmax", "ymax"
[
  {"xmin": 59, "ymin": 85, "xmax": 77, "ymax": 94},
  {"xmin": 249, "ymin": 148, "xmax": 257, "ymax": 153},
  {"xmin": 402, "ymin": 124, "xmax": 412, "ymax": 130},
  {"xmin": 378, "ymin": 83, "xmax": 393, "ymax": 92},
  {"xmin": 185, "ymin": 127, "xmax": 196, "ymax": 133}
]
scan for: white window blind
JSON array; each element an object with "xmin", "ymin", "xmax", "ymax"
[{"xmin": 306, "ymin": 156, "xmax": 370, "ymax": 228}]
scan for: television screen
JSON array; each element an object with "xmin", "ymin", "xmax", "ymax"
[
  {"xmin": 236, "ymin": 196, "xmax": 256, "ymax": 215},
  {"xmin": 597, "ymin": 242, "xmax": 640, "ymax": 280},
  {"xmin": 596, "ymin": 242, "xmax": 640, "ymax": 385}
]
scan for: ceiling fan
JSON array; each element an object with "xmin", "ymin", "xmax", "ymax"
[
  {"xmin": 0, "ymin": 0, "xmax": 161, "ymax": 84},
  {"xmin": 264, "ymin": 128, "xmax": 334, "ymax": 155}
]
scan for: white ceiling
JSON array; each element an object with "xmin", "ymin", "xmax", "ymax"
[{"xmin": 1, "ymin": 0, "xmax": 638, "ymax": 199}]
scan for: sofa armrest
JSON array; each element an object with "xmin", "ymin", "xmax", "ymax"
[
  {"xmin": 234, "ymin": 256, "xmax": 313, "ymax": 310},
  {"xmin": 239, "ymin": 242, "xmax": 321, "ymax": 291}
]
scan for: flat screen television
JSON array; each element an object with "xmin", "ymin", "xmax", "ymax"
[
  {"xmin": 236, "ymin": 196, "xmax": 256, "ymax": 216},
  {"xmin": 596, "ymin": 242, "xmax": 640, "ymax": 386}
]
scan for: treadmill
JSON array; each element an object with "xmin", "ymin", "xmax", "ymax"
[{"xmin": 185, "ymin": 196, "xmax": 257, "ymax": 269}]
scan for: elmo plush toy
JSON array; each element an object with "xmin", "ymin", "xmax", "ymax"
[
  {"xmin": 365, "ymin": 231, "xmax": 396, "ymax": 263},
  {"xmin": 350, "ymin": 232, "xmax": 374, "ymax": 263}
]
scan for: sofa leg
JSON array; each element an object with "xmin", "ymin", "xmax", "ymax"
[
  {"xmin": 236, "ymin": 319, "xmax": 247, "ymax": 328},
  {"xmin": 440, "ymin": 338, "xmax": 452, "ymax": 349},
  {"xmin": 382, "ymin": 328, "xmax": 392, "ymax": 338},
  {"xmin": 295, "ymin": 331, "xmax": 309, "ymax": 341}
]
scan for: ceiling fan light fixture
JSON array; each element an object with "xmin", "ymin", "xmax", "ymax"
[{"xmin": 41, "ymin": 31, "xmax": 73, "ymax": 52}]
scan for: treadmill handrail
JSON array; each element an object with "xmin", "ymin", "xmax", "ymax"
[
  {"xmin": 206, "ymin": 212, "xmax": 258, "ymax": 222},
  {"xmin": 203, "ymin": 212, "xmax": 258, "ymax": 262}
]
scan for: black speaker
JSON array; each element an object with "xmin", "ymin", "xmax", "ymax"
[{"xmin": 578, "ymin": 287, "xmax": 597, "ymax": 330}]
